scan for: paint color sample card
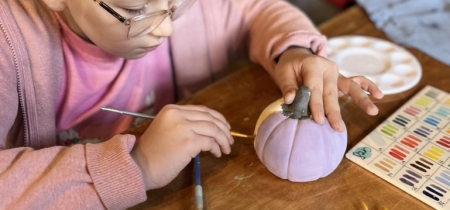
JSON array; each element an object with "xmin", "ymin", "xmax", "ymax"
[{"xmin": 346, "ymin": 85, "xmax": 450, "ymax": 210}]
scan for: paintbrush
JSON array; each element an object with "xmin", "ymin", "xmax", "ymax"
[
  {"xmin": 100, "ymin": 107, "xmax": 255, "ymax": 138},
  {"xmin": 194, "ymin": 155, "xmax": 203, "ymax": 210}
]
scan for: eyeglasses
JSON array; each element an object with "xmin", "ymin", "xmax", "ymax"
[{"xmin": 93, "ymin": 0, "xmax": 196, "ymax": 39}]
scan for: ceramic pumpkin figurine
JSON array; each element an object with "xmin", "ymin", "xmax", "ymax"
[{"xmin": 254, "ymin": 87, "xmax": 347, "ymax": 182}]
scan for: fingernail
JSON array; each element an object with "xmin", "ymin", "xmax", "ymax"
[
  {"xmin": 317, "ymin": 115, "xmax": 325, "ymax": 124},
  {"xmin": 229, "ymin": 135, "xmax": 234, "ymax": 144},
  {"xmin": 333, "ymin": 122, "xmax": 345, "ymax": 133},
  {"xmin": 332, "ymin": 124, "xmax": 340, "ymax": 131},
  {"xmin": 284, "ymin": 91, "xmax": 295, "ymax": 104},
  {"xmin": 369, "ymin": 104, "xmax": 379, "ymax": 115}
]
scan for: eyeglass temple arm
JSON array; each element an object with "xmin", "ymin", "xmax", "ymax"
[{"xmin": 93, "ymin": 0, "xmax": 127, "ymax": 23}]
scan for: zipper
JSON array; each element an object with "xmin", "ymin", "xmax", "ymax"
[{"xmin": 0, "ymin": 9, "xmax": 30, "ymax": 146}]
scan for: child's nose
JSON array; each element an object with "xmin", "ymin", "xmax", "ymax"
[{"xmin": 150, "ymin": 16, "xmax": 174, "ymax": 38}]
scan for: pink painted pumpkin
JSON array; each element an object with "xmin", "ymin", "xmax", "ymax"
[{"xmin": 254, "ymin": 99, "xmax": 347, "ymax": 182}]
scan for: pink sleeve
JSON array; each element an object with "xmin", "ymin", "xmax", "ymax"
[
  {"xmin": 246, "ymin": 0, "xmax": 328, "ymax": 61},
  {"xmin": 203, "ymin": 0, "xmax": 328, "ymax": 76},
  {"xmin": 0, "ymin": 134, "xmax": 146, "ymax": 209}
]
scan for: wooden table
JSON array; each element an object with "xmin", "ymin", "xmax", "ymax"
[{"xmin": 128, "ymin": 6, "xmax": 450, "ymax": 210}]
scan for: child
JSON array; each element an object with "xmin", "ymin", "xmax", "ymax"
[{"xmin": 0, "ymin": 0, "xmax": 383, "ymax": 209}]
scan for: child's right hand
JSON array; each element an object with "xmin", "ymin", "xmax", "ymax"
[{"xmin": 130, "ymin": 104, "xmax": 234, "ymax": 190}]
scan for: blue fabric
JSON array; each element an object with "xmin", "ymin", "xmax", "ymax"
[{"xmin": 356, "ymin": 0, "xmax": 450, "ymax": 65}]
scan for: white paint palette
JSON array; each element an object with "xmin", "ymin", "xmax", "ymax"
[
  {"xmin": 346, "ymin": 86, "xmax": 450, "ymax": 209},
  {"xmin": 327, "ymin": 36, "xmax": 422, "ymax": 95}
]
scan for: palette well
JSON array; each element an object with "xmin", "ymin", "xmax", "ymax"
[{"xmin": 346, "ymin": 85, "xmax": 450, "ymax": 209}]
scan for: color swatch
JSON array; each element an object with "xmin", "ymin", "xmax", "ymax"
[{"xmin": 346, "ymin": 86, "xmax": 450, "ymax": 209}]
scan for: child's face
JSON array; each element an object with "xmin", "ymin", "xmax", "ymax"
[{"xmin": 56, "ymin": 0, "xmax": 176, "ymax": 59}]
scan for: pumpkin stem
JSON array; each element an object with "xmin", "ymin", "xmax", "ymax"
[{"xmin": 281, "ymin": 86, "xmax": 312, "ymax": 120}]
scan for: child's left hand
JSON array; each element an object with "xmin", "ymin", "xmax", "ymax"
[{"xmin": 273, "ymin": 47, "xmax": 384, "ymax": 133}]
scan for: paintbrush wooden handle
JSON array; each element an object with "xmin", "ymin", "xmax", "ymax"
[{"xmin": 101, "ymin": 107, "xmax": 255, "ymax": 138}]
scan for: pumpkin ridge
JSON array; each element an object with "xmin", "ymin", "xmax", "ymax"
[
  {"xmin": 323, "ymin": 120, "xmax": 347, "ymax": 176},
  {"xmin": 260, "ymin": 113, "xmax": 286, "ymax": 166},
  {"xmin": 324, "ymin": 123, "xmax": 336, "ymax": 176},
  {"xmin": 286, "ymin": 119, "xmax": 300, "ymax": 179},
  {"xmin": 316, "ymin": 123, "xmax": 326, "ymax": 177}
]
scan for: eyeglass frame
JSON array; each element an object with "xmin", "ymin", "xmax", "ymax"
[{"xmin": 92, "ymin": 0, "xmax": 186, "ymax": 39}]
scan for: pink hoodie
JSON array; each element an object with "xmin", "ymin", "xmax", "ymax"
[{"xmin": 0, "ymin": 0, "xmax": 327, "ymax": 209}]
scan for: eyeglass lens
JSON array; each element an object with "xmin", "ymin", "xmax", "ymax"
[{"xmin": 127, "ymin": 0, "xmax": 196, "ymax": 38}]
